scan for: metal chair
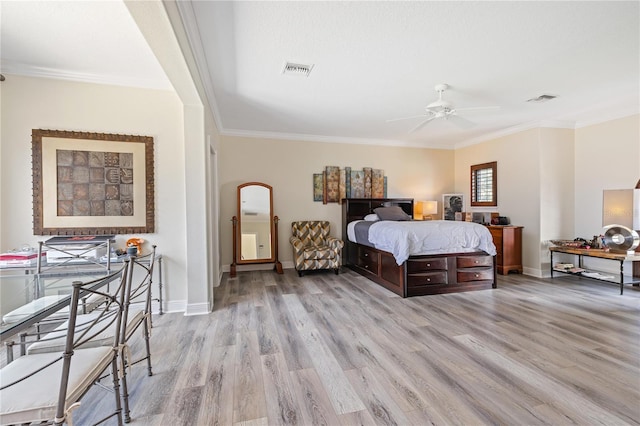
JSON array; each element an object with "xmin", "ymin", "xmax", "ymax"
[
  {"xmin": 0, "ymin": 261, "xmax": 131, "ymax": 425},
  {"xmin": 24, "ymin": 246, "xmax": 157, "ymax": 423},
  {"xmin": 118, "ymin": 245, "xmax": 157, "ymax": 422}
]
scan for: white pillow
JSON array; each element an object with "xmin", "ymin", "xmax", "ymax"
[{"xmin": 364, "ymin": 213, "xmax": 379, "ymax": 221}]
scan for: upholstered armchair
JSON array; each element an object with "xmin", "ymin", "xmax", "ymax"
[{"xmin": 290, "ymin": 221, "xmax": 344, "ymax": 276}]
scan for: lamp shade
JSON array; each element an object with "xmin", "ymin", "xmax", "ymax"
[
  {"xmin": 423, "ymin": 200, "xmax": 438, "ymax": 215},
  {"xmin": 414, "ymin": 201, "xmax": 424, "ymax": 220},
  {"xmin": 416, "ymin": 200, "xmax": 438, "ymax": 220}
]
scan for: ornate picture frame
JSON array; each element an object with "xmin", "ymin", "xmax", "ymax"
[{"xmin": 32, "ymin": 129, "xmax": 155, "ymax": 235}]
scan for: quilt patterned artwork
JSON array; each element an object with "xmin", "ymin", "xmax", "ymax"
[
  {"xmin": 313, "ymin": 166, "xmax": 387, "ymax": 203},
  {"xmin": 56, "ymin": 149, "xmax": 134, "ymax": 217}
]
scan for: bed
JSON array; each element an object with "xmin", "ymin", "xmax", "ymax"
[{"xmin": 341, "ymin": 198, "xmax": 497, "ymax": 297}]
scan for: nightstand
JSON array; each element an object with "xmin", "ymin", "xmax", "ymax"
[{"xmin": 487, "ymin": 225, "xmax": 523, "ymax": 274}]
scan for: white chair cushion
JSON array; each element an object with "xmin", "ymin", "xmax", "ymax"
[
  {"xmin": 2, "ymin": 295, "xmax": 69, "ymax": 324},
  {"xmin": 27, "ymin": 306, "xmax": 145, "ymax": 355},
  {"xmin": 0, "ymin": 346, "xmax": 113, "ymax": 425},
  {"xmin": 79, "ymin": 292, "xmax": 109, "ymax": 313}
]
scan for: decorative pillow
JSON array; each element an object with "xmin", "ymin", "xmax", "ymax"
[
  {"xmin": 364, "ymin": 213, "xmax": 379, "ymax": 221},
  {"xmin": 373, "ymin": 206, "xmax": 412, "ymax": 221}
]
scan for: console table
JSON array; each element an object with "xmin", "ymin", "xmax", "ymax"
[
  {"xmin": 549, "ymin": 246, "xmax": 640, "ymax": 294},
  {"xmin": 1, "ymin": 246, "xmax": 164, "ymax": 315}
]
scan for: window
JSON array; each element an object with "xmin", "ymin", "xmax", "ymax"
[{"xmin": 471, "ymin": 161, "xmax": 497, "ymax": 207}]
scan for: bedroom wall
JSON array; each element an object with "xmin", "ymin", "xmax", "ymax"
[
  {"xmin": 455, "ymin": 113, "xmax": 639, "ymax": 277},
  {"xmin": 572, "ymin": 114, "xmax": 640, "ymax": 273},
  {"xmin": 219, "ymin": 135, "xmax": 455, "ymax": 269},
  {"xmin": 574, "ymin": 114, "xmax": 640, "ymax": 237},
  {"xmin": 454, "ymin": 128, "xmax": 545, "ymax": 276},
  {"xmin": 0, "ymin": 74, "xmax": 190, "ymax": 309},
  {"xmin": 539, "ymin": 127, "xmax": 575, "ymax": 273}
]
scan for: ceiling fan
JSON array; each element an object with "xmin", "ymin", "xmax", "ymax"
[{"xmin": 388, "ymin": 83, "xmax": 499, "ymax": 133}]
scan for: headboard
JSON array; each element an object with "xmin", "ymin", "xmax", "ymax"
[{"xmin": 341, "ymin": 198, "xmax": 414, "ymax": 242}]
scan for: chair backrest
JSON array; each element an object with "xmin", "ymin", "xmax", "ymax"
[
  {"xmin": 120, "ymin": 245, "xmax": 156, "ymax": 342},
  {"xmin": 0, "ymin": 260, "xmax": 130, "ymax": 425},
  {"xmin": 291, "ymin": 221, "xmax": 331, "ymax": 246},
  {"xmin": 65, "ymin": 260, "xmax": 131, "ymax": 352},
  {"xmin": 56, "ymin": 260, "xmax": 130, "ymax": 420}
]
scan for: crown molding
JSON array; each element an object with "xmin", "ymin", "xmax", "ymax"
[
  {"xmin": 172, "ymin": 0, "xmax": 224, "ymax": 129},
  {"xmin": 220, "ymin": 128, "xmax": 455, "ymax": 150},
  {"xmin": 454, "ymin": 120, "xmax": 576, "ymax": 149},
  {"xmin": 2, "ymin": 62, "xmax": 172, "ymax": 91}
]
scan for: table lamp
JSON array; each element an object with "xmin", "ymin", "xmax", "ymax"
[{"xmin": 421, "ymin": 200, "xmax": 438, "ymax": 220}]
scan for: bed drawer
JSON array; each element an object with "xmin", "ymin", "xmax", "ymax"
[
  {"xmin": 407, "ymin": 271, "xmax": 449, "ymax": 286},
  {"xmin": 457, "ymin": 269, "xmax": 494, "ymax": 282},
  {"xmin": 356, "ymin": 246, "xmax": 378, "ymax": 272},
  {"xmin": 407, "ymin": 257, "xmax": 448, "ymax": 273},
  {"xmin": 456, "ymin": 255, "xmax": 493, "ymax": 268}
]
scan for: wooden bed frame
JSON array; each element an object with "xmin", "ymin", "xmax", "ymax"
[{"xmin": 341, "ymin": 198, "xmax": 497, "ymax": 297}]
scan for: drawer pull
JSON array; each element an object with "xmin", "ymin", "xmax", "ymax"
[
  {"xmin": 426, "ymin": 263, "xmax": 431, "ymax": 267},
  {"xmin": 474, "ymin": 260, "xmax": 479, "ymax": 264},
  {"xmin": 426, "ymin": 278, "xmax": 431, "ymax": 282},
  {"xmin": 475, "ymin": 273, "xmax": 479, "ymax": 278},
  {"xmin": 364, "ymin": 253, "xmax": 368, "ymax": 257}
]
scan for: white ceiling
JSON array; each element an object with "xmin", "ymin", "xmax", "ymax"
[{"xmin": 2, "ymin": 1, "xmax": 639, "ymax": 149}]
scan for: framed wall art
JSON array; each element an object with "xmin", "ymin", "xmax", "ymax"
[
  {"xmin": 442, "ymin": 193, "xmax": 464, "ymax": 220},
  {"xmin": 313, "ymin": 173, "xmax": 323, "ymax": 202},
  {"xmin": 32, "ymin": 129, "xmax": 155, "ymax": 235}
]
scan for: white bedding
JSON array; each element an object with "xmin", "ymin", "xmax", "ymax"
[{"xmin": 348, "ymin": 220, "xmax": 497, "ymax": 265}]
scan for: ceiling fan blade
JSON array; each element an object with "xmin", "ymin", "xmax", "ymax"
[
  {"xmin": 409, "ymin": 116, "xmax": 436, "ymax": 133},
  {"xmin": 386, "ymin": 114, "xmax": 428, "ymax": 123},
  {"xmin": 446, "ymin": 114, "xmax": 476, "ymax": 129},
  {"xmin": 455, "ymin": 105, "xmax": 500, "ymax": 113}
]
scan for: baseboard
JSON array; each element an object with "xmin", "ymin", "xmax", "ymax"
[
  {"xmin": 524, "ymin": 266, "xmax": 545, "ymax": 278},
  {"xmin": 153, "ymin": 299, "xmax": 209, "ymax": 316},
  {"xmin": 157, "ymin": 299, "xmax": 186, "ymax": 314},
  {"xmin": 185, "ymin": 302, "xmax": 211, "ymax": 316}
]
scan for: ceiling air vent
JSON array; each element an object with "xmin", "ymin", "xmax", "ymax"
[
  {"xmin": 282, "ymin": 62, "xmax": 314, "ymax": 77},
  {"xmin": 527, "ymin": 94, "xmax": 558, "ymax": 103}
]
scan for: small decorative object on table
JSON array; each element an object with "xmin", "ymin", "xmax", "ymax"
[
  {"xmin": 126, "ymin": 238, "xmax": 145, "ymax": 255},
  {"xmin": 550, "ymin": 239, "xmax": 587, "ymax": 248}
]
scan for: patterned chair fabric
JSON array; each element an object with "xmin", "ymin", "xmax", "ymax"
[{"xmin": 290, "ymin": 221, "xmax": 344, "ymax": 276}]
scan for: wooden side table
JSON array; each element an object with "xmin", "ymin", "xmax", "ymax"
[{"xmin": 487, "ymin": 225, "xmax": 523, "ymax": 275}]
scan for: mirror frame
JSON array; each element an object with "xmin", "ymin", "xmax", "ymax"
[{"xmin": 235, "ymin": 182, "xmax": 275, "ymax": 265}]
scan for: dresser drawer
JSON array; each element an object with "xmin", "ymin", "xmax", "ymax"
[
  {"xmin": 407, "ymin": 271, "xmax": 448, "ymax": 287},
  {"xmin": 407, "ymin": 257, "xmax": 448, "ymax": 273},
  {"xmin": 356, "ymin": 246, "xmax": 378, "ymax": 272},
  {"xmin": 457, "ymin": 255, "xmax": 493, "ymax": 268},
  {"xmin": 457, "ymin": 269, "xmax": 494, "ymax": 282}
]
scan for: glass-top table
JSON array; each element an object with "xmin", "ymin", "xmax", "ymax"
[
  {"xmin": 0, "ymin": 252, "xmax": 163, "ymax": 343},
  {"xmin": 0, "ymin": 267, "xmax": 126, "ymax": 341}
]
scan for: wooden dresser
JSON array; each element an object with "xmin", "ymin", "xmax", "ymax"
[{"xmin": 487, "ymin": 225, "xmax": 523, "ymax": 275}]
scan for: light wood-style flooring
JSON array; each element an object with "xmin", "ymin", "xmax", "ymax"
[{"xmin": 73, "ymin": 269, "xmax": 640, "ymax": 425}]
